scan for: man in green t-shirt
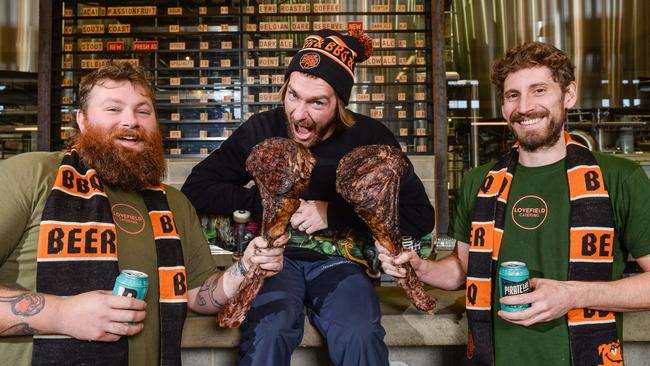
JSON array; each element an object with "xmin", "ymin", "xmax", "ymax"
[
  {"xmin": 378, "ymin": 43, "xmax": 650, "ymax": 365},
  {"xmin": 0, "ymin": 62, "xmax": 285, "ymax": 366}
]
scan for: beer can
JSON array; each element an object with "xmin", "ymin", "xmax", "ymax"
[
  {"xmin": 498, "ymin": 261, "xmax": 531, "ymax": 312},
  {"xmin": 113, "ymin": 270, "xmax": 149, "ymax": 300}
]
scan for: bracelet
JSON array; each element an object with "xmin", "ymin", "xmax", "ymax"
[{"xmin": 237, "ymin": 260, "xmax": 248, "ymax": 276}]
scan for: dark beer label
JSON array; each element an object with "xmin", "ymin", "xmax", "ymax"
[{"xmin": 502, "ymin": 279, "xmax": 530, "ymax": 296}]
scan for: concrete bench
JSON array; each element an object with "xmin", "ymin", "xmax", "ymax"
[
  {"xmin": 181, "ymin": 251, "xmax": 650, "ymax": 365},
  {"xmin": 181, "ymin": 287, "xmax": 465, "ymax": 365},
  {"xmin": 181, "ymin": 284, "xmax": 650, "ymax": 365}
]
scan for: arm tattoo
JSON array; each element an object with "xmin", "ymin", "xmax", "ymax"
[
  {"xmin": 0, "ymin": 293, "xmax": 45, "ymax": 316},
  {"xmin": 226, "ymin": 260, "xmax": 247, "ymax": 278},
  {"xmin": 0, "ymin": 293, "xmax": 44, "ymax": 336},
  {"xmin": 226, "ymin": 263, "xmax": 240, "ymax": 278},
  {"xmin": 236, "ymin": 260, "xmax": 248, "ymax": 276},
  {"xmin": 0, "ymin": 322, "xmax": 39, "ymax": 336},
  {"xmin": 197, "ymin": 273, "xmax": 225, "ymax": 310}
]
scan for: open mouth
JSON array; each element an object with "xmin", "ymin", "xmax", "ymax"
[
  {"xmin": 293, "ymin": 122, "xmax": 313, "ymax": 141},
  {"xmin": 114, "ymin": 133, "xmax": 143, "ymax": 148},
  {"xmin": 519, "ymin": 117, "xmax": 542, "ymax": 126},
  {"xmin": 118, "ymin": 135, "xmax": 139, "ymax": 142}
]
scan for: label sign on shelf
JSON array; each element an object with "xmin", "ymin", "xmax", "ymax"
[
  {"xmin": 170, "ymin": 60, "xmax": 194, "ymax": 68},
  {"xmin": 80, "ymin": 42, "xmax": 103, "ymax": 52},
  {"xmin": 81, "ymin": 7, "xmax": 100, "ymax": 16},
  {"xmin": 81, "ymin": 24, "xmax": 104, "ymax": 34},
  {"xmin": 347, "ymin": 21, "xmax": 363, "ymax": 33},
  {"xmin": 81, "ymin": 59, "xmax": 139, "ymax": 69},
  {"xmin": 132, "ymin": 41, "xmax": 157, "ymax": 51},
  {"xmin": 167, "ymin": 7, "xmax": 182, "ymax": 15},
  {"xmin": 313, "ymin": 4, "xmax": 339, "ymax": 13},
  {"xmin": 356, "ymin": 93, "xmax": 370, "ymax": 102},
  {"xmin": 259, "ymin": 4, "xmax": 277, "ymax": 13},
  {"xmin": 371, "ymin": 93, "xmax": 385, "ymax": 102},
  {"xmin": 108, "ymin": 24, "xmax": 130, "ymax": 33},
  {"xmin": 370, "ymin": 4, "xmax": 390, "ymax": 12},
  {"xmin": 280, "ymin": 4, "xmax": 310, "ymax": 13},
  {"xmin": 107, "ymin": 6, "xmax": 157, "ymax": 16},
  {"xmin": 107, "ymin": 42, "xmax": 125, "ymax": 52},
  {"xmin": 370, "ymin": 109, "xmax": 384, "ymax": 119},
  {"xmin": 279, "ymin": 39, "xmax": 293, "ymax": 48},
  {"xmin": 169, "ymin": 42, "xmax": 185, "ymax": 50}
]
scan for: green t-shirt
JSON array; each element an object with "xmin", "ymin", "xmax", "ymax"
[
  {"xmin": 0, "ymin": 152, "xmax": 217, "ymax": 366},
  {"xmin": 450, "ymin": 152, "xmax": 650, "ymax": 365}
]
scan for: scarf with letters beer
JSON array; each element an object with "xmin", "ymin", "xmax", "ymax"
[
  {"xmin": 465, "ymin": 132, "xmax": 621, "ymax": 366},
  {"xmin": 32, "ymin": 148, "xmax": 188, "ymax": 366}
]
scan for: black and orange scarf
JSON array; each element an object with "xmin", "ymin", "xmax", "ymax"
[
  {"xmin": 32, "ymin": 148, "xmax": 188, "ymax": 366},
  {"xmin": 465, "ymin": 132, "xmax": 621, "ymax": 366}
]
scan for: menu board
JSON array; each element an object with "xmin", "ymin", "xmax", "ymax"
[{"xmin": 56, "ymin": 0, "xmax": 433, "ymax": 156}]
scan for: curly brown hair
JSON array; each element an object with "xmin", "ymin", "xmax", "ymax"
[
  {"xmin": 78, "ymin": 61, "xmax": 155, "ymax": 115},
  {"xmin": 491, "ymin": 42, "xmax": 575, "ymax": 104}
]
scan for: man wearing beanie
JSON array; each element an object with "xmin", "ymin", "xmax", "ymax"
[{"xmin": 182, "ymin": 29, "xmax": 434, "ymax": 366}]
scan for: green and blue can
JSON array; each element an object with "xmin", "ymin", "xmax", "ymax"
[
  {"xmin": 113, "ymin": 269, "xmax": 149, "ymax": 300},
  {"xmin": 498, "ymin": 261, "xmax": 530, "ymax": 312}
]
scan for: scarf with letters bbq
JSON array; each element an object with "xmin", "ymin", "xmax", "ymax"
[
  {"xmin": 33, "ymin": 148, "xmax": 188, "ymax": 366},
  {"xmin": 465, "ymin": 132, "xmax": 621, "ymax": 366}
]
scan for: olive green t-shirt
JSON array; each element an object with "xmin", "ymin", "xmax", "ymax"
[
  {"xmin": 451, "ymin": 152, "xmax": 650, "ymax": 365},
  {"xmin": 0, "ymin": 152, "xmax": 217, "ymax": 366}
]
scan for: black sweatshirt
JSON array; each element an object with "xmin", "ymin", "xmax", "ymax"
[{"xmin": 181, "ymin": 107, "xmax": 435, "ymax": 240}]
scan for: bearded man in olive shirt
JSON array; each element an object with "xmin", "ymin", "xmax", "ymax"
[{"xmin": 0, "ymin": 61, "xmax": 284, "ymax": 366}]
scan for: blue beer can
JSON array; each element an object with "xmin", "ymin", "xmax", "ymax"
[
  {"xmin": 498, "ymin": 261, "xmax": 531, "ymax": 312},
  {"xmin": 113, "ymin": 269, "xmax": 149, "ymax": 300}
]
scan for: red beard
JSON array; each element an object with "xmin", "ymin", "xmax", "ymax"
[{"xmin": 74, "ymin": 125, "xmax": 166, "ymax": 191}]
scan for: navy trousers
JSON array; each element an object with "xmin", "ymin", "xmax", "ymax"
[{"xmin": 237, "ymin": 256, "xmax": 389, "ymax": 366}]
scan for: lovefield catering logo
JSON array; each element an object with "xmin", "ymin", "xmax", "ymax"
[
  {"xmin": 299, "ymin": 52, "xmax": 320, "ymax": 69},
  {"xmin": 112, "ymin": 203, "xmax": 146, "ymax": 234},
  {"xmin": 511, "ymin": 195, "xmax": 548, "ymax": 230}
]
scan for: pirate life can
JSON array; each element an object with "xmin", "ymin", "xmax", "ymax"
[
  {"xmin": 113, "ymin": 270, "xmax": 149, "ymax": 300},
  {"xmin": 498, "ymin": 261, "xmax": 531, "ymax": 312}
]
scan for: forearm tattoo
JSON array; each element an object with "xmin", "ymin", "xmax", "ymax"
[
  {"xmin": 197, "ymin": 273, "xmax": 224, "ymax": 310},
  {"xmin": 1, "ymin": 322, "xmax": 38, "ymax": 336},
  {"xmin": 0, "ymin": 293, "xmax": 45, "ymax": 316},
  {"xmin": 236, "ymin": 260, "xmax": 248, "ymax": 276},
  {"xmin": 226, "ymin": 260, "xmax": 247, "ymax": 278},
  {"xmin": 225, "ymin": 263, "xmax": 240, "ymax": 278},
  {"xmin": 0, "ymin": 293, "xmax": 45, "ymax": 336}
]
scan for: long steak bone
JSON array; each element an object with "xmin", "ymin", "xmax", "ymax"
[
  {"xmin": 218, "ymin": 137, "xmax": 315, "ymax": 328},
  {"xmin": 336, "ymin": 145, "xmax": 436, "ymax": 314}
]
